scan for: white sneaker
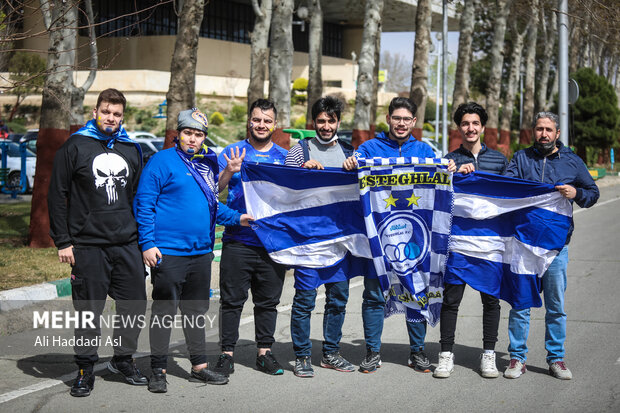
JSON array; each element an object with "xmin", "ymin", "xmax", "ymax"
[
  {"xmin": 549, "ymin": 361, "xmax": 572, "ymax": 380},
  {"xmin": 433, "ymin": 351, "xmax": 454, "ymax": 378},
  {"xmin": 504, "ymin": 358, "xmax": 526, "ymax": 379},
  {"xmin": 480, "ymin": 352, "xmax": 499, "ymax": 378}
]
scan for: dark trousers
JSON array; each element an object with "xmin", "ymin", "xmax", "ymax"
[
  {"xmin": 219, "ymin": 241, "xmax": 286, "ymax": 352},
  {"xmin": 70, "ymin": 244, "xmax": 146, "ymax": 370},
  {"xmin": 149, "ymin": 253, "xmax": 213, "ymax": 369},
  {"xmin": 439, "ymin": 283, "xmax": 501, "ymax": 352}
]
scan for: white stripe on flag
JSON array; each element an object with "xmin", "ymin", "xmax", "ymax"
[
  {"xmin": 268, "ymin": 234, "xmax": 372, "ymax": 267},
  {"xmin": 450, "ymin": 235, "xmax": 558, "ymax": 275},
  {"xmin": 453, "ymin": 191, "xmax": 572, "ymax": 219},
  {"xmin": 242, "ymin": 180, "xmax": 359, "ymax": 220}
]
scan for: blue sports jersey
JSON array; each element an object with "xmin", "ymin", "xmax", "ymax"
[{"xmin": 218, "ymin": 139, "xmax": 288, "ymax": 246}]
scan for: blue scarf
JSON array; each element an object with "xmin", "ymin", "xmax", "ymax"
[
  {"xmin": 72, "ymin": 120, "xmax": 143, "ymax": 166},
  {"xmin": 176, "ymin": 144, "xmax": 219, "ymax": 244}
]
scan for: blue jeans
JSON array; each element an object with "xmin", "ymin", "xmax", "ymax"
[
  {"xmin": 362, "ymin": 277, "xmax": 427, "ymax": 353},
  {"xmin": 508, "ymin": 246, "xmax": 568, "ymax": 364},
  {"xmin": 290, "ymin": 280, "xmax": 349, "ymax": 357}
]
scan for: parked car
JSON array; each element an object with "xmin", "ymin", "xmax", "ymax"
[
  {"xmin": 134, "ymin": 138, "xmax": 165, "ymax": 163},
  {"xmin": 337, "ymin": 130, "xmax": 443, "ymax": 157},
  {"xmin": 7, "ymin": 133, "xmax": 24, "ymax": 143},
  {"xmin": 19, "ymin": 129, "xmax": 38, "ymax": 153},
  {"xmin": 127, "ymin": 131, "xmax": 158, "ymax": 140},
  {"xmin": 0, "ymin": 142, "xmax": 36, "ymax": 191},
  {"xmin": 203, "ymin": 135, "xmax": 224, "ymax": 155}
]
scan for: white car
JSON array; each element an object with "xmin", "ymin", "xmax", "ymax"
[
  {"xmin": 0, "ymin": 142, "xmax": 36, "ymax": 192},
  {"xmin": 127, "ymin": 131, "xmax": 158, "ymax": 140}
]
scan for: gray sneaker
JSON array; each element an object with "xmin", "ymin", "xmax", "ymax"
[
  {"xmin": 321, "ymin": 352, "xmax": 355, "ymax": 372},
  {"xmin": 408, "ymin": 350, "xmax": 432, "ymax": 373},
  {"xmin": 294, "ymin": 356, "xmax": 314, "ymax": 378},
  {"xmin": 504, "ymin": 358, "xmax": 526, "ymax": 379},
  {"xmin": 359, "ymin": 351, "xmax": 381, "ymax": 373},
  {"xmin": 480, "ymin": 352, "xmax": 499, "ymax": 378},
  {"xmin": 549, "ymin": 361, "xmax": 572, "ymax": 380},
  {"xmin": 433, "ymin": 351, "xmax": 454, "ymax": 378}
]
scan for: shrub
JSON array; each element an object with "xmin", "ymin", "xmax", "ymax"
[
  {"xmin": 210, "ymin": 111, "xmax": 225, "ymax": 126},
  {"xmin": 291, "ymin": 94, "xmax": 307, "ymax": 105},
  {"xmin": 230, "ymin": 104, "xmax": 246, "ymax": 122},
  {"xmin": 292, "ymin": 77, "xmax": 308, "ymax": 91},
  {"xmin": 423, "ymin": 122, "xmax": 435, "ymax": 132},
  {"xmin": 293, "ymin": 115, "xmax": 306, "ymax": 129},
  {"xmin": 376, "ymin": 122, "xmax": 388, "ymax": 133}
]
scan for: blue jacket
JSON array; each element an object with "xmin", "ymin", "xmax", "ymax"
[
  {"xmin": 134, "ymin": 148, "xmax": 241, "ymax": 256},
  {"xmin": 505, "ymin": 142, "xmax": 599, "ymax": 243},
  {"xmin": 355, "ymin": 132, "xmax": 435, "ymax": 158},
  {"xmin": 445, "ymin": 144, "xmax": 507, "ymax": 174}
]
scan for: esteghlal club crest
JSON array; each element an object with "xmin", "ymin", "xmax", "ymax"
[{"xmin": 377, "ymin": 211, "xmax": 430, "ymax": 276}]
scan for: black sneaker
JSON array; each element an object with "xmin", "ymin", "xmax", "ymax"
[
  {"xmin": 107, "ymin": 358, "xmax": 148, "ymax": 385},
  {"xmin": 320, "ymin": 352, "xmax": 355, "ymax": 372},
  {"xmin": 212, "ymin": 354, "xmax": 235, "ymax": 377},
  {"xmin": 359, "ymin": 351, "xmax": 382, "ymax": 373},
  {"xmin": 70, "ymin": 369, "xmax": 94, "ymax": 397},
  {"xmin": 408, "ymin": 350, "xmax": 432, "ymax": 373},
  {"xmin": 256, "ymin": 351, "xmax": 284, "ymax": 375},
  {"xmin": 293, "ymin": 356, "xmax": 314, "ymax": 378},
  {"xmin": 190, "ymin": 367, "xmax": 229, "ymax": 385},
  {"xmin": 148, "ymin": 368, "xmax": 167, "ymax": 393}
]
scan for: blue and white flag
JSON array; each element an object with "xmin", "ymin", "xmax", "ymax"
[
  {"xmin": 448, "ymin": 172, "xmax": 572, "ymax": 309},
  {"xmin": 241, "ymin": 163, "xmax": 372, "ymax": 268},
  {"xmin": 240, "ymin": 161, "xmax": 572, "ymax": 324},
  {"xmin": 357, "ymin": 157, "xmax": 452, "ymax": 326}
]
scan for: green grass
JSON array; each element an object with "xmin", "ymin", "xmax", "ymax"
[{"xmin": 0, "ymin": 202, "xmax": 68, "ymax": 291}]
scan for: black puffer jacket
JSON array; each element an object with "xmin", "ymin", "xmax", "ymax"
[{"xmin": 445, "ymin": 144, "xmax": 507, "ymax": 175}]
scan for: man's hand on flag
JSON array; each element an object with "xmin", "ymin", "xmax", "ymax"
[
  {"xmin": 303, "ymin": 159, "xmax": 325, "ymax": 170},
  {"xmin": 342, "ymin": 156, "xmax": 358, "ymax": 171},
  {"xmin": 555, "ymin": 184, "xmax": 577, "ymax": 199}
]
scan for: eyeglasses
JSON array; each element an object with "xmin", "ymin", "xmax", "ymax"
[{"xmin": 390, "ymin": 116, "xmax": 414, "ymax": 124}]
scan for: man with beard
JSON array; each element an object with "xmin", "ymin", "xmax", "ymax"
[
  {"xmin": 343, "ymin": 97, "xmax": 456, "ymax": 374},
  {"xmin": 503, "ymin": 112, "xmax": 599, "ymax": 380},
  {"xmin": 212, "ymin": 99, "xmax": 289, "ymax": 377},
  {"xmin": 284, "ymin": 96, "xmax": 355, "ymax": 377}
]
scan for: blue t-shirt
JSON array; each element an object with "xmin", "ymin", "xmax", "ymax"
[
  {"xmin": 355, "ymin": 132, "xmax": 435, "ymax": 159},
  {"xmin": 218, "ymin": 139, "xmax": 288, "ymax": 246}
]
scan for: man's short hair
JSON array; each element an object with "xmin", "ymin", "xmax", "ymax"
[
  {"xmin": 388, "ymin": 97, "xmax": 417, "ymax": 117},
  {"xmin": 453, "ymin": 102, "xmax": 488, "ymax": 126},
  {"xmin": 532, "ymin": 111, "xmax": 560, "ymax": 130},
  {"xmin": 311, "ymin": 96, "xmax": 344, "ymax": 121},
  {"xmin": 249, "ymin": 98, "xmax": 277, "ymax": 119},
  {"xmin": 96, "ymin": 88, "xmax": 126, "ymax": 111}
]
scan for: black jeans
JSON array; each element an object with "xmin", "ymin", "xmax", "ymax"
[
  {"xmin": 70, "ymin": 243, "xmax": 147, "ymax": 370},
  {"xmin": 219, "ymin": 241, "xmax": 286, "ymax": 352},
  {"xmin": 149, "ymin": 253, "xmax": 213, "ymax": 369},
  {"xmin": 439, "ymin": 283, "xmax": 501, "ymax": 352}
]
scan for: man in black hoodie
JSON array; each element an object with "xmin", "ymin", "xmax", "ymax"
[{"xmin": 48, "ymin": 88, "xmax": 147, "ymax": 397}]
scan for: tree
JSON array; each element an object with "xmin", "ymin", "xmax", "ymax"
[
  {"xmin": 164, "ymin": 0, "xmax": 205, "ymax": 149},
  {"xmin": 518, "ymin": 0, "xmax": 538, "ymax": 145},
  {"xmin": 268, "ymin": 0, "xmax": 294, "ymax": 149},
  {"xmin": 247, "ymin": 0, "xmax": 273, "ymax": 113},
  {"xmin": 69, "ymin": 0, "xmax": 97, "ymax": 131},
  {"xmin": 29, "ymin": 0, "xmax": 79, "ymax": 248},
  {"xmin": 7, "ymin": 52, "xmax": 46, "ymax": 121},
  {"xmin": 409, "ymin": 0, "xmax": 432, "ymax": 140},
  {"xmin": 380, "ymin": 51, "xmax": 411, "ymax": 93},
  {"xmin": 499, "ymin": 19, "xmax": 529, "ymax": 146},
  {"xmin": 352, "ymin": 0, "xmax": 384, "ymax": 148},
  {"xmin": 571, "ymin": 68, "xmax": 620, "ymax": 163},
  {"xmin": 536, "ymin": 2, "xmax": 556, "ymax": 112},
  {"xmin": 483, "ymin": 0, "xmax": 511, "ymax": 149},
  {"xmin": 305, "ymin": 0, "xmax": 322, "ymax": 128},
  {"xmin": 449, "ymin": 0, "xmax": 478, "ymax": 151}
]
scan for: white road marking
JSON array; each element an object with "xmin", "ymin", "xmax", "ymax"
[
  {"xmin": 574, "ymin": 196, "xmax": 620, "ymax": 214},
  {"xmin": 0, "ymin": 280, "xmax": 365, "ymax": 404}
]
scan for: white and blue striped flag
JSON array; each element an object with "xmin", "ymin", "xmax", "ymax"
[{"xmin": 240, "ymin": 160, "xmax": 572, "ymax": 325}]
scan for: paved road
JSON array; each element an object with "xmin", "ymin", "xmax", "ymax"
[{"xmin": 1, "ymin": 183, "xmax": 619, "ymax": 413}]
